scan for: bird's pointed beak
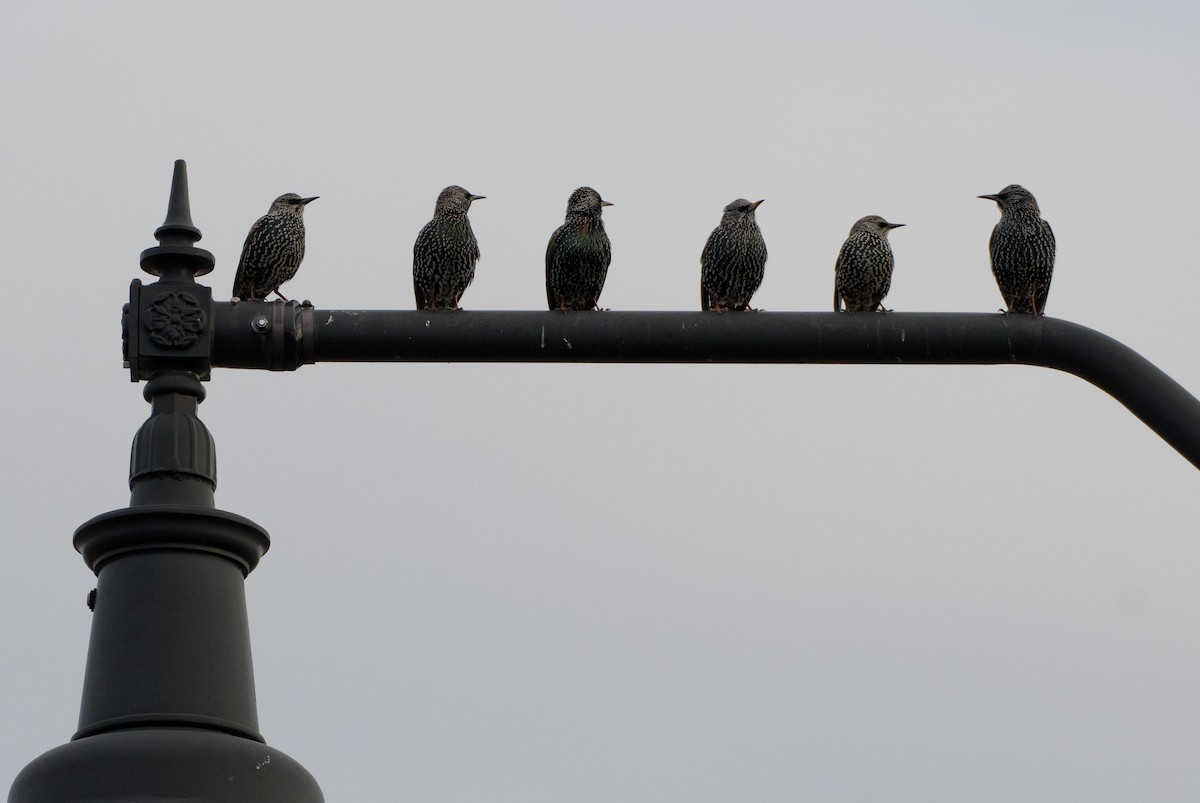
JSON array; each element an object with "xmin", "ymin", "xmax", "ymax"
[
  {"xmin": 887, "ymin": 222, "xmax": 906, "ymax": 229},
  {"xmin": 300, "ymin": 196, "xmax": 319, "ymax": 205},
  {"xmin": 601, "ymin": 200, "xmax": 614, "ymax": 207},
  {"xmin": 978, "ymin": 194, "xmax": 999, "ymax": 201},
  {"xmin": 750, "ymin": 199, "xmax": 765, "ymax": 210},
  {"xmin": 469, "ymin": 194, "xmax": 486, "ymax": 201}
]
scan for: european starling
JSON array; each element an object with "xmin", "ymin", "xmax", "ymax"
[
  {"xmin": 545, "ymin": 187, "xmax": 613, "ymax": 311},
  {"xmin": 231, "ymin": 193, "xmax": 318, "ymax": 302},
  {"xmin": 413, "ymin": 185, "xmax": 485, "ymax": 310},
  {"xmin": 700, "ymin": 199, "xmax": 767, "ymax": 312},
  {"xmin": 978, "ymin": 184, "xmax": 1056, "ymax": 314},
  {"xmin": 833, "ymin": 215, "xmax": 905, "ymax": 312}
]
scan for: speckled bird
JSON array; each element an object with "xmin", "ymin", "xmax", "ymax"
[
  {"xmin": 978, "ymin": 184, "xmax": 1056, "ymax": 314},
  {"xmin": 545, "ymin": 187, "xmax": 613, "ymax": 311},
  {"xmin": 412, "ymin": 186, "xmax": 485, "ymax": 310},
  {"xmin": 834, "ymin": 215, "xmax": 905, "ymax": 312},
  {"xmin": 231, "ymin": 193, "xmax": 318, "ymax": 302},
  {"xmin": 700, "ymin": 198, "xmax": 767, "ymax": 312}
]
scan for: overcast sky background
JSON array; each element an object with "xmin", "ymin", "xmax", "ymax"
[{"xmin": 3, "ymin": 2, "xmax": 1200, "ymax": 800}]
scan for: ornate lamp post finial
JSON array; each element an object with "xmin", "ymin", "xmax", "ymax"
[
  {"xmin": 154, "ymin": 159, "xmax": 202, "ymax": 247},
  {"xmin": 140, "ymin": 159, "xmax": 215, "ymax": 279}
]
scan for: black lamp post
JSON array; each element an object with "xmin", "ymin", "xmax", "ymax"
[
  {"xmin": 11, "ymin": 160, "xmax": 1200, "ymax": 801},
  {"xmin": 9, "ymin": 161, "xmax": 323, "ymax": 801}
]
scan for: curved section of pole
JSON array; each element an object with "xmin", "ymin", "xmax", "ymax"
[{"xmin": 210, "ymin": 306, "xmax": 1200, "ymax": 470}]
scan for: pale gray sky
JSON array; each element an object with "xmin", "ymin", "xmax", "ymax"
[{"xmin": 4, "ymin": 2, "xmax": 1200, "ymax": 800}]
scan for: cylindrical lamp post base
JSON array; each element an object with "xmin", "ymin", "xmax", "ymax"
[{"xmin": 9, "ymin": 729, "xmax": 322, "ymax": 802}]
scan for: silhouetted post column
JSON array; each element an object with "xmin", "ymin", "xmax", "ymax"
[{"xmin": 9, "ymin": 161, "xmax": 322, "ymax": 801}]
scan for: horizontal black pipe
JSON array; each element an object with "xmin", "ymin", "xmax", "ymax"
[{"xmin": 211, "ymin": 306, "xmax": 1200, "ymax": 470}]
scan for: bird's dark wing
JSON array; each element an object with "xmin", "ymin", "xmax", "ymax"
[
  {"xmin": 413, "ymin": 273, "xmax": 426, "ymax": 310},
  {"xmin": 987, "ymin": 224, "xmax": 1002, "ymax": 266},
  {"xmin": 230, "ymin": 219, "xmax": 262, "ymax": 300},
  {"xmin": 412, "ymin": 233, "xmax": 426, "ymax": 310},
  {"xmin": 833, "ymin": 245, "xmax": 848, "ymax": 312},
  {"xmin": 590, "ymin": 231, "xmax": 612, "ymax": 309},
  {"xmin": 699, "ymin": 232, "xmax": 717, "ymax": 311},
  {"xmin": 1037, "ymin": 220, "xmax": 1056, "ymax": 314},
  {"xmin": 545, "ymin": 227, "xmax": 561, "ymax": 310}
]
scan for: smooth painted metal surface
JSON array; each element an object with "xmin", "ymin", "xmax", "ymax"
[{"xmin": 211, "ymin": 305, "xmax": 1200, "ymax": 471}]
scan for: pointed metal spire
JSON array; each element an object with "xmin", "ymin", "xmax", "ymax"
[
  {"xmin": 140, "ymin": 159, "xmax": 215, "ymax": 278},
  {"xmin": 153, "ymin": 159, "xmax": 202, "ymax": 246}
]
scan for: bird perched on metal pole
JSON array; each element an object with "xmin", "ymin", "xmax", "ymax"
[
  {"xmin": 833, "ymin": 215, "xmax": 905, "ymax": 312},
  {"xmin": 978, "ymin": 184, "xmax": 1056, "ymax": 315},
  {"xmin": 700, "ymin": 198, "xmax": 767, "ymax": 312},
  {"xmin": 412, "ymin": 185, "xmax": 485, "ymax": 310},
  {"xmin": 545, "ymin": 186, "xmax": 613, "ymax": 311},
  {"xmin": 231, "ymin": 193, "xmax": 318, "ymax": 302}
]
